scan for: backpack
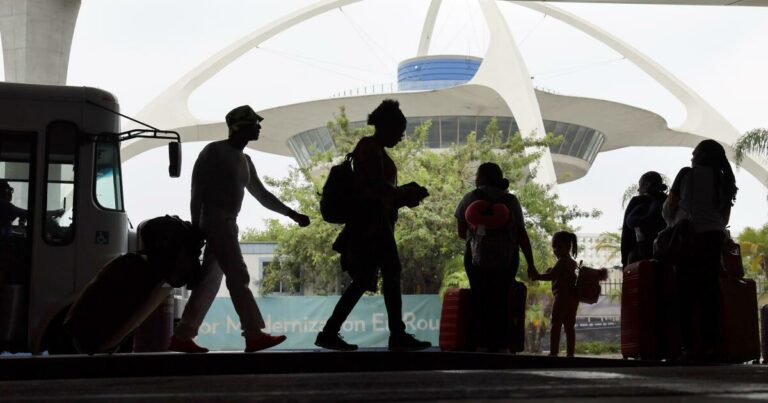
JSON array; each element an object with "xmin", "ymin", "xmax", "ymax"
[
  {"xmin": 138, "ymin": 215, "xmax": 205, "ymax": 288},
  {"xmin": 575, "ymin": 263, "xmax": 607, "ymax": 304},
  {"xmin": 320, "ymin": 154, "xmax": 355, "ymax": 224},
  {"xmin": 465, "ymin": 190, "xmax": 516, "ymax": 270}
]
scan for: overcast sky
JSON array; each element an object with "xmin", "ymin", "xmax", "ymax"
[{"xmin": 51, "ymin": 0, "xmax": 768, "ymax": 237}]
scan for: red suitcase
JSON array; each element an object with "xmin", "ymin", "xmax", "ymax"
[
  {"xmin": 621, "ymin": 260, "xmax": 680, "ymax": 360},
  {"xmin": 439, "ymin": 288, "xmax": 473, "ymax": 351},
  {"xmin": 718, "ymin": 277, "xmax": 760, "ymax": 363},
  {"xmin": 508, "ymin": 281, "xmax": 527, "ymax": 353}
]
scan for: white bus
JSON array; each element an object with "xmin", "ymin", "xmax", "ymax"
[{"xmin": 0, "ymin": 82, "xmax": 180, "ymax": 354}]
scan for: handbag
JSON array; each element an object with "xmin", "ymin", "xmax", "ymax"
[
  {"xmin": 654, "ymin": 168, "xmax": 696, "ymax": 266},
  {"xmin": 653, "ymin": 218, "xmax": 694, "ymax": 265}
]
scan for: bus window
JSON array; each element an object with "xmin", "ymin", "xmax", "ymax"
[
  {"xmin": 44, "ymin": 124, "xmax": 77, "ymax": 245},
  {"xmin": 94, "ymin": 141, "xmax": 124, "ymax": 211},
  {"xmin": 0, "ymin": 133, "xmax": 33, "ymax": 238},
  {"xmin": 0, "ymin": 131, "xmax": 34, "ymax": 285}
]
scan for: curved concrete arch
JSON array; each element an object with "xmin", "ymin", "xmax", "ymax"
[
  {"xmin": 510, "ymin": 1, "xmax": 767, "ymax": 184},
  {"xmin": 124, "ymin": 0, "xmax": 767, "ymax": 186},
  {"xmin": 508, "ymin": 3, "xmax": 735, "ymax": 143},
  {"xmin": 473, "ymin": 0, "xmax": 557, "ymax": 186},
  {"xmin": 417, "ymin": 0, "xmax": 443, "ymax": 56},
  {"xmin": 133, "ymin": 0, "xmax": 364, "ymax": 131}
]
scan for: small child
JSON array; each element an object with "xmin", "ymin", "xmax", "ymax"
[{"xmin": 529, "ymin": 231, "xmax": 579, "ymax": 357}]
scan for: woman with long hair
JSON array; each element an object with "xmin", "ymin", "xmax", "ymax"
[{"xmin": 664, "ymin": 139, "xmax": 737, "ymax": 361}]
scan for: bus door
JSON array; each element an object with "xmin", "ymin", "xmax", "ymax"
[
  {"xmin": 0, "ymin": 131, "xmax": 36, "ymax": 351},
  {"xmin": 26, "ymin": 122, "xmax": 79, "ymax": 349}
]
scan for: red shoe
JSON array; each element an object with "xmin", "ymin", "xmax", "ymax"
[
  {"xmin": 168, "ymin": 336, "xmax": 209, "ymax": 353},
  {"xmin": 245, "ymin": 333, "xmax": 287, "ymax": 353}
]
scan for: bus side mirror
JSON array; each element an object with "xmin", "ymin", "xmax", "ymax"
[{"xmin": 168, "ymin": 141, "xmax": 181, "ymax": 178}]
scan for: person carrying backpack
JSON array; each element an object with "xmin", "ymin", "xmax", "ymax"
[
  {"xmin": 454, "ymin": 162, "xmax": 536, "ymax": 352},
  {"xmin": 315, "ymin": 99, "xmax": 431, "ymax": 352}
]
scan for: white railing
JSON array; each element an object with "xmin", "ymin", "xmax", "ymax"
[
  {"xmin": 330, "ymin": 82, "xmax": 397, "ymax": 98},
  {"xmin": 329, "ymin": 81, "xmax": 563, "ymax": 98}
]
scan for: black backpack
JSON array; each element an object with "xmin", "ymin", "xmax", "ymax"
[
  {"xmin": 139, "ymin": 215, "xmax": 205, "ymax": 287},
  {"xmin": 320, "ymin": 154, "xmax": 355, "ymax": 224}
]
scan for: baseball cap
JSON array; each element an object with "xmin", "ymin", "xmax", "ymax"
[{"xmin": 225, "ymin": 105, "xmax": 264, "ymax": 130}]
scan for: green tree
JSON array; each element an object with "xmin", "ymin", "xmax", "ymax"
[
  {"xmin": 737, "ymin": 224, "xmax": 768, "ymax": 279},
  {"xmin": 245, "ymin": 108, "xmax": 599, "ymax": 351}
]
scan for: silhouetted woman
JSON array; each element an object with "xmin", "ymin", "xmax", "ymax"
[
  {"xmin": 621, "ymin": 171, "xmax": 668, "ymax": 266},
  {"xmin": 316, "ymin": 99, "xmax": 432, "ymax": 352},
  {"xmin": 455, "ymin": 162, "xmax": 536, "ymax": 352},
  {"xmin": 664, "ymin": 139, "xmax": 737, "ymax": 360}
]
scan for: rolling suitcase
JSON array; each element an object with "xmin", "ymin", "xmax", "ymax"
[
  {"xmin": 508, "ymin": 281, "xmax": 527, "ymax": 353},
  {"xmin": 439, "ymin": 288, "xmax": 473, "ymax": 351},
  {"xmin": 717, "ymin": 277, "xmax": 760, "ymax": 363},
  {"xmin": 621, "ymin": 260, "xmax": 680, "ymax": 360},
  {"xmin": 64, "ymin": 253, "xmax": 171, "ymax": 354}
]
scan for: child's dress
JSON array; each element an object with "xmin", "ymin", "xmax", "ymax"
[{"xmin": 548, "ymin": 258, "xmax": 579, "ymax": 326}]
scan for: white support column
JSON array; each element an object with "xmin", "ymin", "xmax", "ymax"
[
  {"xmin": 473, "ymin": 0, "xmax": 557, "ymax": 186},
  {"xmin": 417, "ymin": 0, "xmax": 443, "ymax": 57},
  {"xmin": 0, "ymin": 0, "xmax": 80, "ymax": 85}
]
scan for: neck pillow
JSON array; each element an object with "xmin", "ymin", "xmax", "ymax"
[{"xmin": 465, "ymin": 199, "xmax": 510, "ymax": 230}]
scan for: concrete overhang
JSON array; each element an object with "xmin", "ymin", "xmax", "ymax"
[
  {"xmin": 121, "ymin": 83, "xmax": 711, "ymax": 184},
  {"xmin": 122, "ymin": 84, "xmax": 692, "ymax": 158}
]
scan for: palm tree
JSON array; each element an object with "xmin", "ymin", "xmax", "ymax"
[
  {"xmin": 595, "ymin": 231, "xmax": 622, "ymax": 264},
  {"xmin": 621, "ymin": 174, "xmax": 671, "ymax": 208},
  {"xmin": 734, "ymin": 128, "xmax": 768, "ymax": 166}
]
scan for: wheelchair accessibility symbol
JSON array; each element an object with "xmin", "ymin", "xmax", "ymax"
[{"xmin": 95, "ymin": 231, "xmax": 110, "ymax": 245}]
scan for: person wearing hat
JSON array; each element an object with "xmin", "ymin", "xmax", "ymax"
[
  {"xmin": 169, "ymin": 105, "xmax": 310, "ymax": 353},
  {"xmin": 0, "ymin": 180, "xmax": 27, "ymax": 238}
]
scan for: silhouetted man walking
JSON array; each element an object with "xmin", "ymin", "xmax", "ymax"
[{"xmin": 169, "ymin": 105, "xmax": 310, "ymax": 353}]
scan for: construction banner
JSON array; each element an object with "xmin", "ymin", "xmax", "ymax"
[{"xmin": 195, "ymin": 295, "xmax": 442, "ymax": 350}]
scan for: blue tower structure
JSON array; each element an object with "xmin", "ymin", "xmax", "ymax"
[{"xmin": 397, "ymin": 55, "xmax": 482, "ymax": 91}]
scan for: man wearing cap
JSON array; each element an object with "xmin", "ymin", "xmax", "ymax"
[
  {"xmin": 169, "ymin": 105, "xmax": 310, "ymax": 353},
  {"xmin": 0, "ymin": 180, "xmax": 27, "ymax": 238}
]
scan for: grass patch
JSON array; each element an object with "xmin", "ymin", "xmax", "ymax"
[{"xmin": 574, "ymin": 341, "xmax": 620, "ymax": 355}]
